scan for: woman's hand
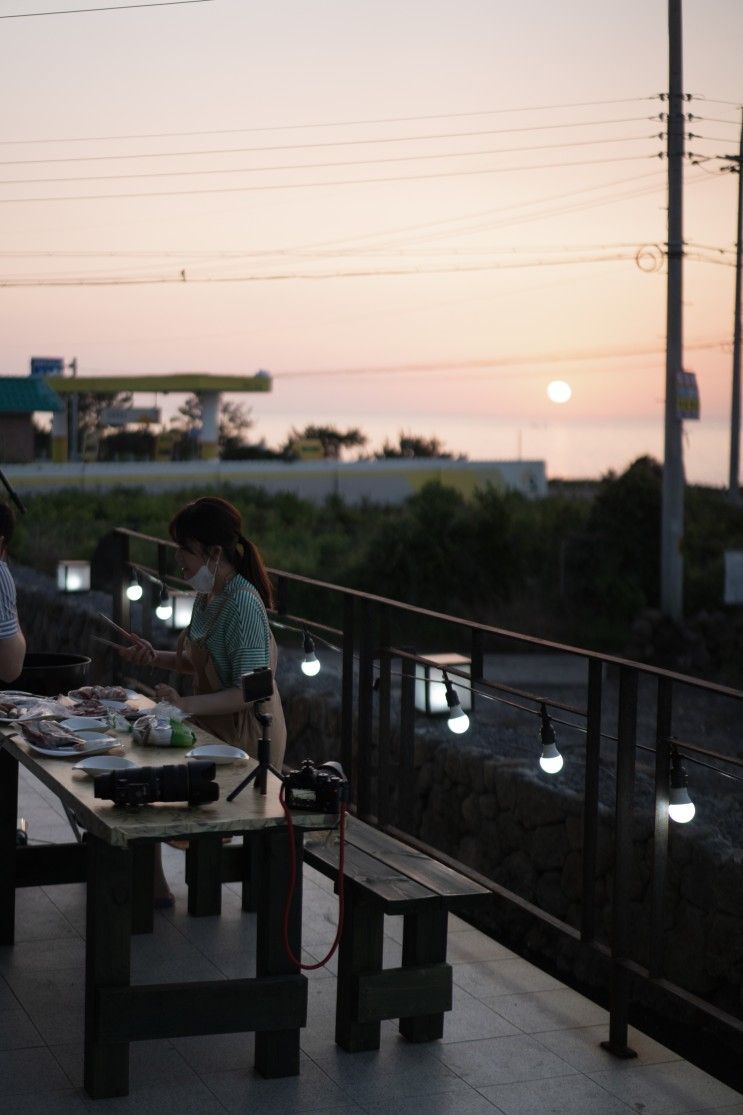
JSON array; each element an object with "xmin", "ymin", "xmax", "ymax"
[
  {"xmin": 117, "ymin": 635, "xmax": 157, "ymax": 666},
  {"xmin": 154, "ymin": 683, "xmax": 185, "ymax": 709}
]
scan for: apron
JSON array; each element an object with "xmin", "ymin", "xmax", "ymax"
[{"xmin": 176, "ymin": 589, "xmax": 287, "ymax": 770}]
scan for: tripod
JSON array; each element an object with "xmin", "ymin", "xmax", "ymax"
[{"xmin": 226, "ymin": 699, "xmax": 284, "ymax": 801}]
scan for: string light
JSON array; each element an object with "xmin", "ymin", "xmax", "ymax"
[
  {"xmin": 443, "ymin": 672, "xmax": 470, "ymax": 734},
  {"xmin": 668, "ymin": 746, "xmax": 695, "ymax": 823},
  {"xmin": 539, "ymin": 704, "xmax": 564, "ymax": 774},
  {"xmin": 125, "ymin": 569, "xmax": 143, "ymax": 602},
  {"xmin": 155, "ymin": 585, "xmax": 172, "ymax": 621},
  {"xmin": 301, "ymin": 628, "xmax": 321, "ymax": 677}
]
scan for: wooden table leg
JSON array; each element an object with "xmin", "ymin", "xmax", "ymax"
[
  {"xmin": 131, "ymin": 843, "xmax": 155, "ymax": 935},
  {"xmin": 335, "ymin": 886, "xmax": 384, "ymax": 1052},
  {"xmin": 254, "ymin": 826, "xmax": 304, "ymax": 1077},
  {"xmin": 187, "ymin": 833, "xmax": 223, "ymax": 916},
  {"xmin": 84, "ymin": 835, "xmax": 132, "ymax": 1099},
  {"xmin": 399, "ymin": 906, "xmax": 449, "ymax": 1042},
  {"xmin": 0, "ymin": 748, "xmax": 18, "ymax": 946}
]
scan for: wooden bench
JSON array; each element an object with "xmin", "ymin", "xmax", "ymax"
[{"xmin": 303, "ymin": 816, "xmax": 490, "ymax": 1052}]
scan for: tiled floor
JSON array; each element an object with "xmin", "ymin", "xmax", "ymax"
[{"xmin": 2, "ymin": 769, "xmax": 742, "ymax": 1113}]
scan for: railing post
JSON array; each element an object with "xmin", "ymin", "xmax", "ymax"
[
  {"xmin": 650, "ymin": 676, "xmax": 673, "ymax": 977},
  {"xmin": 398, "ymin": 647, "xmax": 416, "ymax": 833},
  {"xmin": 470, "ymin": 627, "xmax": 483, "ymax": 712},
  {"xmin": 377, "ymin": 607, "xmax": 391, "ymax": 829},
  {"xmin": 357, "ymin": 598, "xmax": 374, "ymax": 821},
  {"xmin": 341, "ymin": 593, "xmax": 355, "ymax": 807},
  {"xmin": 275, "ymin": 575, "xmax": 288, "ymax": 617},
  {"xmin": 581, "ymin": 657, "xmax": 602, "ymax": 942},
  {"xmin": 111, "ymin": 531, "xmax": 130, "ymax": 684},
  {"xmin": 601, "ymin": 664, "xmax": 638, "ymax": 1059}
]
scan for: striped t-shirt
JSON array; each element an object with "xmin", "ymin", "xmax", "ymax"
[
  {"xmin": 188, "ymin": 574, "xmax": 270, "ymax": 688},
  {"xmin": 0, "ymin": 562, "xmax": 19, "ymax": 640}
]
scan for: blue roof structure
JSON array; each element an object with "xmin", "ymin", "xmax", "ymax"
[{"xmin": 0, "ymin": 376, "xmax": 64, "ymax": 414}]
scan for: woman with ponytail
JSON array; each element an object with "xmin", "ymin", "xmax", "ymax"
[
  {"xmin": 118, "ymin": 497, "xmax": 287, "ymax": 904},
  {"xmin": 121, "ymin": 496, "xmax": 286, "ymax": 765}
]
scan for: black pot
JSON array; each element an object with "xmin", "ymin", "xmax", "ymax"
[{"xmin": 2, "ymin": 652, "xmax": 91, "ymax": 697}]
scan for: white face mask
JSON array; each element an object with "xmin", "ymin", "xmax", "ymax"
[{"xmin": 186, "ymin": 555, "xmax": 217, "ymax": 594}]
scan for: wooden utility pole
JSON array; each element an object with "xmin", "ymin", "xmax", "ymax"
[
  {"xmin": 727, "ymin": 109, "xmax": 743, "ymax": 500},
  {"xmin": 661, "ymin": 0, "xmax": 685, "ymax": 621}
]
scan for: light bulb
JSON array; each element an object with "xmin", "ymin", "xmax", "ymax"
[
  {"xmin": 126, "ymin": 576, "xmax": 143, "ymax": 602},
  {"xmin": 447, "ymin": 706, "xmax": 470, "ymax": 734},
  {"xmin": 301, "ymin": 654, "xmax": 321, "ymax": 677},
  {"xmin": 668, "ymin": 784, "xmax": 695, "ymax": 823},
  {"xmin": 301, "ymin": 630, "xmax": 320, "ymax": 676},
  {"xmin": 155, "ymin": 586, "xmax": 172, "ymax": 621},
  {"xmin": 539, "ymin": 743, "xmax": 564, "ymax": 774},
  {"xmin": 669, "ymin": 749, "xmax": 695, "ymax": 823},
  {"xmin": 443, "ymin": 673, "xmax": 470, "ymax": 734}
]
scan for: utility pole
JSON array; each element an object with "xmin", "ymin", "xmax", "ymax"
[
  {"xmin": 726, "ymin": 109, "xmax": 743, "ymax": 500},
  {"xmin": 661, "ymin": 0, "xmax": 685, "ymax": 621},
  {"xmin": 68, "ymin": 357, "xmax": 78, "ymax": 462}
]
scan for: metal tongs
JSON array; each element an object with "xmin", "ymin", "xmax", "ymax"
[{"xmin": 92, "ymin": 613, "xmax": 138, "ymax": 654}]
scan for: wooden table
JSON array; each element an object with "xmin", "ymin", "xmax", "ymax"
[{"xmin": 0, "ymin": 709, "xmax": 334, "ymax": 1099}]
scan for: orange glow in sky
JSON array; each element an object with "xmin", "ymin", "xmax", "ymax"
[{"xmin": 0, "ymin": 0, "xmax": 741, "ymax": 481}]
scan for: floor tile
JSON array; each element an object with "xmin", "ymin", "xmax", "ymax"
[
  {"xmin": 453, "ymin": 958, "xmax": 564, "ymax": 1000},
  {"xmin": 0, "ymin": 1009, "xmax": 45, "ymax": 1051},
  {"xmin": 202, "ymin": 1054, "xmax": 357, "ymax": 1112},
  {"xmin": 434, "ymin": 1033, "xmax": 575, "ymax": 1087},
  {"xmin": 79, "ymin": 1080, "xmax": 229, "ymax": 1113},
  {"xmin": 484, "ymin": 987, "xmax": 609, "ymax": 1033},
  {"xmin": 310, "ymin": 1042, "xmax": 464, "ymax": 1101},
  {"xmin": 0, "ymin": 1046, "xmax": 72, "ymax": 1096},
  {"xmin": 588, "ymin": 1059, "xmax": 743, "ymax": 1113},
  {"xmin": 356, "ymin": 1079, "xmax": 500, "ymax": 1114},
  {"xmin": 534, "ymin": 1024, "xmax": 680, "ymax": 1073},
  {"xmin": 478, "ymin": 1072, "xmax": 635, "ymax": 1113}
]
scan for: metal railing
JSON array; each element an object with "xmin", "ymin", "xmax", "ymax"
[{"xmin": 110, "ymin": 527, "xmax": 743, "ymax": 1071}]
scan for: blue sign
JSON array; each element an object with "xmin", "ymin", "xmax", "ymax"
[{"xmin": 30, "ymin": 357, "xmax": 64, "ymax": 377}]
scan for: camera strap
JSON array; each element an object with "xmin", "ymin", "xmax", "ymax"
[{"xmin": 279, "ymin": 783, "xmax": 346, "ymax": 970}]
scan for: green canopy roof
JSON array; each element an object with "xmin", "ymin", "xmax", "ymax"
[{"xmin": 0, "ymin": 377, "xmax": 64, "ymax": 414}]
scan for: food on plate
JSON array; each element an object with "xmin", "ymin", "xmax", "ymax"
[
  {"xmin": 21, "ymin": 720, "xmax": 88, "ymax": 751},
  {"xmin": 61, "ymin": 698, "xmax": 109, "ymax": 718},
  {"xmin": 0, "ymin": 696, "xmax": 37, "ymax": 719},
  {"xmin": 68, "ymin": 685, "xmax": 130, "ymax": 702}
]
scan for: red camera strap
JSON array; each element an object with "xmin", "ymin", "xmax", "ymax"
[{"xmin": 280, "ymin": 783, "xmax": 346, "ymax": 970}]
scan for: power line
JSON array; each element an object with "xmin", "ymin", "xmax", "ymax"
[
  {"xmin": 0, "ymin": 135, "xmax": 657, "ymax": 187},
  {"xmin": 1, "ymin": 0, "xmax": 212, "ymax": 16},
  {"xmin": 0, "ymin": 254, "xmax": 644, "ymax": 286},
  {"xmin": 0, "ymin": 119, "xmax": 655, "ymax": 167},
  {"xmin": 0, "ymin": 100, "xmax": 659, "ymax": 145},
  {"xmin": 0, "ymin": 154, "xmax": 659, "ymax": 205}
]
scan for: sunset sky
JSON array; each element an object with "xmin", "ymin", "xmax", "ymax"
[{"xmin": 1, "ymin": 0, "xmax": 741, "ymax": 481}]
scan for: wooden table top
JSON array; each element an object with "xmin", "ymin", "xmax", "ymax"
[{"xmin": 1, "ymin": 696, "xmax": 334, "ymax": 847}]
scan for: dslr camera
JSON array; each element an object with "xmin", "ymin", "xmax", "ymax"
[
  {"xmin": 93, "ymin": 759, "xmax": 220, "ymax": 807},
  {"xmin": 283, "ymin": 759, "xmax": 349, "ymax": 813}
]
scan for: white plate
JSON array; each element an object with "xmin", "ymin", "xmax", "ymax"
[
  {"xmin": 75, "ymin": 731, "xmax": 116, "ymax": 746},
  {"xmin": 98, "ymin": 699, "xmax": 129, "ymax": 711},
  {"xmin": 60, "ymin": 716, "xmax": 109, "ymax": 732},
  {"xmin": 73, "ymin": 755, "xmax": 138, "ymax": 776},
  {"xmin": 185, "ymin": 743, "xmax": 249, "ymax": 765},
  {"xmin": 26, "ymin": 738, "xmax": 123, "ymax": 759}
]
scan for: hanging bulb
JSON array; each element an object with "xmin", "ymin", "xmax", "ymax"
[
  {"xmin": 301, "ymin": 629, "xmax": 321, "ymax": 677},
  {"xmin": 126, "ymin": 570, "xmax": 143, "ymax": 602},
  {"xmin": 155, "ymin": 585, "xmax": 173, "ymax": 621},
  {"xmin": 539, "ymin": 704, "xmax": 563, "ymax": 774},
  {"xmin": 443, "ymin": 673, "xmax": 470, "ymax": 734},
  {"xmin": 668, "ymin": 747, "xmax": 695, "ymax": 823}
]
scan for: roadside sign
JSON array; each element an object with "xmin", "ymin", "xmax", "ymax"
[
  {"xmin": 677, "ymin": 370, "xmax": 700, "ymax": 421},
  {"xmin": 30, "ymin": 357, "xmax": 64, "ymax": 377}
]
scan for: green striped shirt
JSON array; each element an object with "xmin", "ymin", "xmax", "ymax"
[{"xmin": 188, "ymin": 574, "xmax": 270, "ymax": 688}]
